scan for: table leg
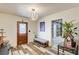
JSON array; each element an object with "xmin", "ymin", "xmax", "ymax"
[
  {"xmin": 62, "ymin": 47, "xmax": 64, "ymax": 55},
  {"xmin": 75, "ymin": 45, "xmax": 78, "ymax": 55},
  {"xmin": 58, "ymin": 45, "xmax": 59, "ymax": 55}
]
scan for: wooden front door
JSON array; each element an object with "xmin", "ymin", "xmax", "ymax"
[{"xmin": 17, "ymin": 21, "xmax": 28, "ymax": 45}]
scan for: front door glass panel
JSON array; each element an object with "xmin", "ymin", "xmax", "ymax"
[{"xmin": 19, "ymin": 23, "xmax": 26, "ymax": 33}]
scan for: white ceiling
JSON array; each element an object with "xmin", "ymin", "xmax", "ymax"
[{"xmin": 0, "ymin": 3, "xmax": 79, "ymax": 18}]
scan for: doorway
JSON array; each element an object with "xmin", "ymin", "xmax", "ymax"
[
  {"xmin": 51, "ymin": 19, "xmax": 62, "ymax": 47},
  {"xmin": 17, "ymin": 21, "xmax": 28, "ymax": 45}
]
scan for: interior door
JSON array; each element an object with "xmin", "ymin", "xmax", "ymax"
[{"xmin": 17, "ymin": 21, "xmax": 28, "ymax": 45}]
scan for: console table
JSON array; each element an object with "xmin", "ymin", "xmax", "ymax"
[
  {"xmin": 0, "ymin": 37, "xmax": 4, "ymax": 46},
  {"xmin": 0, "ymin": 29, "xmax": 6, "ymax": 47},
  {"xmin": 58, "ymin": 44, "xmax": 78, "ymax": 55}
]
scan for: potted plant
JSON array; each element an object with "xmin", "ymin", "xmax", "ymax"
[{"xmin": 62, "ymin": 21, "xmax": 78, "ymax": 47}]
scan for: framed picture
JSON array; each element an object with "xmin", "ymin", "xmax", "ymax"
[{"xmin": 40, "ymin": 22, "xmax": 45, "ymax": 32}]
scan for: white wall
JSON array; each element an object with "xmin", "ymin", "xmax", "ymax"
[
  {"xmin": 0, "ymin": 13, "xmax": 37, "ymax": 47},
  {"xmin": 37, "ymin": 7, "xmax": 79, "ymax": 46}
]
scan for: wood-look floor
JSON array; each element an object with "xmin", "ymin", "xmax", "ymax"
[{"xmin": 9, "ymin": 42, "xmax": 73, "ymax": 55}]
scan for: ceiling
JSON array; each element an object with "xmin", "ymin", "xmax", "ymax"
[{"xmin": 0, "ymin": 3, "xmax": 79, "ymax": 18}]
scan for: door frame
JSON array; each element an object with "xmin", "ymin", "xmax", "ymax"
[{"xmin": 17, "ymin": 21, "xmax": 28, "ymax": 46}]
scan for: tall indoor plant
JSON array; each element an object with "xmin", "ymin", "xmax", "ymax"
[
  {"xmin": 62, "ymin": 21, "xmax": 78, "ymax": 47},
  {"xmin": 63, "ymin": 21, "xmax": 78, "ymax": 38}
]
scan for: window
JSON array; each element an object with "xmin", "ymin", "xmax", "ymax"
[
  {"xmin": 52, "ymin": 19, "xmax": 62, "ymax": 37},
  {"xmin": 19, "ymin": 23, "xmax": 26, "ymax": 33}
]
